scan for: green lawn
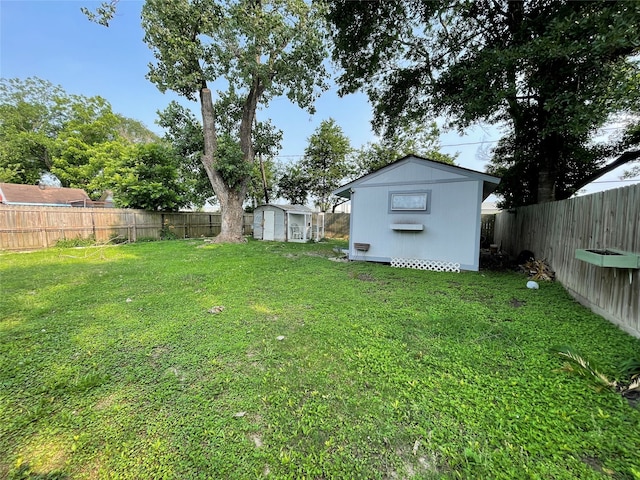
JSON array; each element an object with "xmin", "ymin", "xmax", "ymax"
[{"xmin": 1, "ymin": 239, "xmax": 639, "ymax": 479}]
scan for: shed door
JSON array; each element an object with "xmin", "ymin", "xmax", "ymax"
[{"xmin": 263, "ymin": 210, "xmax": 275, "ymax": 240}]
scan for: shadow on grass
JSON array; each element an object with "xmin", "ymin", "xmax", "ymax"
[{"xmin": 10, "ymin": 464, "xmax": 70, "ymax": 479}]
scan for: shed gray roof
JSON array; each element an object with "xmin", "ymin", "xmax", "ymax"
[
  {"xmin": 256, "ymin": 204, "xmax": 315, "ymax": 213},
  {"xmin": 333, "ymin": 155, "xmax": 501, "ymax": 200}
]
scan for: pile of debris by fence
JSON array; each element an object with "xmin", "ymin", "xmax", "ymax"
[
  {"xmin": 480, "ymin": 247, "xmax": 556, "ymax": 281},
  {"xmin": 520, "ymin": 258, "xmax": 556, "ymax": 281}
]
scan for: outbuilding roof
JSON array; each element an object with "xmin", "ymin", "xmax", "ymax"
[
  {"xmin": 255, "ymin": 204, "xmax": 315, "ymax": 213},
  {"xmin": 333, "ymin": 155, "xmax": 501, "ymax": 200},
  {"xmin": 0, "ymin": 183, "xmax": 92, "ymax": 207}
]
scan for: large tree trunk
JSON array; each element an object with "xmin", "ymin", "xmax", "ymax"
[
  {"xmin": 536, "ymin": 132, "xmax": 559, "ymax": 204},
  {"xmin": 199, "ymin": 86, "xmax": 246, "ymax": 242},
  {"xmin": 216, "ymin": 188, "xmax": 246, "ymax": 242},
  {"xmin": 199, "ymin": 87, "xmax": 219, "ymax": 189},
  {"xmin": 198, "ymin": 68, "xmax": 264, "ymax": 242},
  {"xmin": 199, "ymin": 80, "xmax": 263, "ymax": 242},
  {"xmin": 536, "ymin": 168, "xmax": 556, "ymax": 203},
  {"xmin": 213, "ymin": 75, "xmax": 263, "ymax": 241}
]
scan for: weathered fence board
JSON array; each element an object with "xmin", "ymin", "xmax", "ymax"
[
  {"xmin": 318, "ymin": 212, "xmax": 350, "ymax": 239},
  {"xmin": 0, "ymin": 206, "xmax": 350, "ymax": 250},
  {"xmin": 494, "ymin": 184, "xmax": 640, "ymax": 338},
  {"xmin": 0, "ymin": 206, "xmax": 243, "ymax": 249}
]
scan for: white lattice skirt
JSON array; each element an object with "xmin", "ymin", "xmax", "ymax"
[{"xmin": 390, "ymin": 258, "xmax": 461, "ymax": 273}]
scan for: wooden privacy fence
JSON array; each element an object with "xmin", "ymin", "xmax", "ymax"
[
  {"xmin": 0, "ymin": 206, "xmax": 350, "ymax": 251},
  {"xmin": 0, "ymin": 206, "xmax": 248, "ymax": 250},
  {"xmin": 480, "ymin": 214, "xmax": 496, "ymax": 244},
  {"xmin": 494, "ymin": 183, "xmax": 640, "ymax": 338},
  {"xmin": 320, "ymin": 212, "xmax": 349, "ymax": 239}
]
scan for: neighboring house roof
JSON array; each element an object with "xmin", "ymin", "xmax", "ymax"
[
  {"xmin": 481, "ymin": 201, "xmax": 501, "ymax": 214},
  {"xmin": 256, "ymin": 204, "xmax": 315, "ymax": 213},
  {"xmin": 0, "ymin": 183, "xmax": 92, "ymax": 207},
  {"xmin": 333, "ymin": 155, "xmax": 501, "ymax": 201}
]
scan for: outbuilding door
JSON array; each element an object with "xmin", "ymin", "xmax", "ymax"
[{"xmin": 263, "ymin": 210, "xmax": 275, "ymax": 240}]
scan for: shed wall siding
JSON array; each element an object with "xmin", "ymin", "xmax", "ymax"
[
  {"xmin": 253, "ymin": 210, "xmax": 264, "ymax": 239},
  {"xmin": 350, "ymin": 179, "xmax": 481, "ymax": 270},
  {"xmin": 274, "ymin": 209, "xmax": 286, "ymax": 241},
  {"xmin": 359, "ymin": 159, "xmax": 466, "ymax": 187}
]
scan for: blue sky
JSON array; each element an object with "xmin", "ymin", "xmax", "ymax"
[
  {"xmin": 1, "ymin": 0, "xmax": 638, "ymax": 197},
  {"xmin": 0, "ymin": 1, "xmax": 381, "ymax": 159}
]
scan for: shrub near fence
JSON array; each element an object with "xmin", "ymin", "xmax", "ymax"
[
  {"xmin": 494, "ymin": 183, "xmax": 640, "ymax": 338},
  {"xmin": 0, "ymin": 205, "xmax": 351, "ymax": 251}
]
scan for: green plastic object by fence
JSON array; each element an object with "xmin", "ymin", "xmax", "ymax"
[{"xmin": 575, "ymin": 248, "xmax": 640, "ymax": 268}]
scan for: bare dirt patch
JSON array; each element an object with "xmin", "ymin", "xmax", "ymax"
[
  {"xmin": 509, "ymin": 297, "xmax": 526, "ymax": 308},
  {"xmin": 149, "ymin": 345, "xmax": 172, "ymax": 367}
]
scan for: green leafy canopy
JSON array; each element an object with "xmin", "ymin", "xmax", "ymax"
[{"xmin": 326, "ymin": 0, "xmax": 640, "ymax": 207}]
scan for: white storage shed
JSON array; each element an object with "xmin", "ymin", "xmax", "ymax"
[
  {"xmin": 253, "ymin": 204, "xmax": 315, "ymax": 242},
  {"xmin": 332, "ymin": 155, "xmax": 500, "ymax": 271}
]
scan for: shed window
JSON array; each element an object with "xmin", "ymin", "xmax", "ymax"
[{"xmin": 389, "ymin": 191, "xmax": 431, "ymax": 213}]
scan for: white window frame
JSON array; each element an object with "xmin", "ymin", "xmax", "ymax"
[{"xmin": 389, "ymin": 190, "xmax": 431, "ymax": 214}]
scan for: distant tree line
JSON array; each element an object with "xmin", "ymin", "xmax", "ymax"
[
  {"xmin": 0, "ymin": 77, "xmax": 198, "ymax": 211},
  {"xmin": 0, "ymin": 77, "xmax": 456, "ymax": 212}
]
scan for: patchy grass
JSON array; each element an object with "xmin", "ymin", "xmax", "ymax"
[{"xmin": 1, "ymin": 239, "xmax": 639, "ymax": 479}]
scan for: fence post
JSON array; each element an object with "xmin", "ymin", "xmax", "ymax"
[
  {"xmin": 133, "ymin": 212, "xmax": 138, "ymax": 242},
  {"xmin": 39, "ymin": 209, "xmax": 47, "ymax": 248}
]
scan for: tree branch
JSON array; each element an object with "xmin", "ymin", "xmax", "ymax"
[
  {"xmin": 570, "ymin": 149, "xmax": 640, "ymax": 195},
  {"xmin": 81, "ymin": 1, "xmax": 119, "ymax": 27}
]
